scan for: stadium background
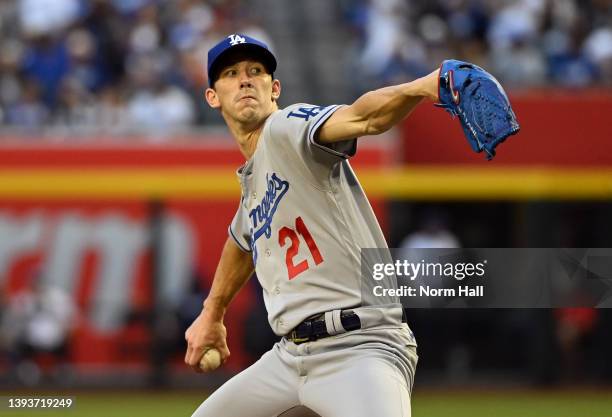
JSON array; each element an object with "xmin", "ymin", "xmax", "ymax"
[{"xmin": 0, "ymin": 0, "xmax": 611, "ymax": 416}]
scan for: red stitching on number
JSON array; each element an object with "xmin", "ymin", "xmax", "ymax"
[
  {"xmin": 296, "ymin": 217, "xmax": 323, "ymax": 265},
  {"xmin": 278, "ymin": 217, "xmax": 325, "ymax": 280},
  {"xmin": 279, "ymin": 226, "xmax": 308, "ymax": 280}
]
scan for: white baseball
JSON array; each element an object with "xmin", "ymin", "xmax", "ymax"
[{"xmin": 199, "ymin": 348, "xmax": 222, "ymax": 372}]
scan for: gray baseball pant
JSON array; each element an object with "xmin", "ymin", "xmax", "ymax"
[{"xmin": 190, "ymin": 323, "xmax": 418, "ymax": 417}]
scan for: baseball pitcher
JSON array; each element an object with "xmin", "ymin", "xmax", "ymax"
[{"xmin": 184, "ymin": 33, "xmax": 519, "ymax": 417}]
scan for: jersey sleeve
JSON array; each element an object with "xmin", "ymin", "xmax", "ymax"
[
  {"xmin": 304, "ymin": 104, "xmax": 357, "ymax": 160},
  {"xmin": 268, "ymin": 104, "xmax": 357, "ymax": 170},
  {"xmin": 228, "ymin": 198, "xmax": 252, "ymax": 253}
]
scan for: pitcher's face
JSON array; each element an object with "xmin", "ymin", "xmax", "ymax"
[{"xmin": 206, "ymin": 59, "xmax": 280, "ymax": 125}]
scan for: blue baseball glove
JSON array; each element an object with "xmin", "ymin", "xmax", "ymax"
[{"xmin": 436, "ymin": 59, "xmax": 520, "ymax": 160}]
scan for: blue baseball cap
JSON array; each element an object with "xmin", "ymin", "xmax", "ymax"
[{"xmin": 207, "ymin": 34, "xmax": 277, "ymax": 87}]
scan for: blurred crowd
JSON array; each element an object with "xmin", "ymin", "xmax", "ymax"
[
  {"xmin": 343, "ymin": 0, "xmax": 612, "ymax": 91},
  {"xmin": 0, "ymin": 0, "xmax": 610, "ymax": 134},
  {"xmin": 0, "ymin": 0, "xmax": 271, "ymax": 135}
]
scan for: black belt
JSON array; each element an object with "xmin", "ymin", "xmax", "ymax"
[{"xmin": 287, "ymin": 311, "xmax": 361, "ymax": 344}]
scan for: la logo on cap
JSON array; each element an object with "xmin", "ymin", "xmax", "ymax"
[{"xmin": 228, "ymin": 34, "xmax": 246, "ymax": 46}]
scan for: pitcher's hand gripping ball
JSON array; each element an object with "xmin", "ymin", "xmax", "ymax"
[
  {"xmin": 436, "ymin": 59, "xmax": 520, "ymax": 160},
  {"xmin": 199, "ymin": 348, "xmax": 221, "ymax": 372}
]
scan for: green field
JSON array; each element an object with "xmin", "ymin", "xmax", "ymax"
[{"xmin": 2, "ymin": 389, "xmax": 611, "ymax": 417}]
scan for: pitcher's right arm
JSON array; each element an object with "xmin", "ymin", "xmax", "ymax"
[{"xmin": 184, "ymin": 237, "xmax": 254, "ymax": 372}]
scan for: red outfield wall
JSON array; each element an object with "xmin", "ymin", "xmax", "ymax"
[{"xmin": 402, "ymin": 92, "xmax": 612, "ymax": 166}]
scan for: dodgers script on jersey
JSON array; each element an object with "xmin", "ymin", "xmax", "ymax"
[{"xmin": 229, "ymin": 104, "xmax": 399, "ymax": 335}]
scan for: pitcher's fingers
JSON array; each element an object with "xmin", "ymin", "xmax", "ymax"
[
  {"xmin": 220, "ymin": 347, "xmax": 231, "ymax": 364},
  {"xmin": 185, "ymin": 344, "xmax": 201, "ymax": 366},
  {"xmin": 184, "ymin": 345, "xmax": 191, "ymax": 365}
]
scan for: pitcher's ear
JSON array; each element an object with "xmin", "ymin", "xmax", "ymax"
[
  {"xmin": 271, "ymin": 79, "xmax": 281, "ymax": 101},
  {"xmin": 205, "ymin": 88, "xmax": 220, "ymax": 108}
]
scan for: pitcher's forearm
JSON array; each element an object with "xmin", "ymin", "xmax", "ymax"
[
  {"xmin": 202, "ymin": 238, "xmax": 254, "ymax": 321},
  {"xmin": 317, "ymin": 69, "xmax": 440, "ymax": 142},
  {"xmin": 353, "ymin": 70, "xmax": 439, "ymax": 135}
]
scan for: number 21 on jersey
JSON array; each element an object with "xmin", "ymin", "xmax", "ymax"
[{"xmin": 278, "ymin": 216, "xmax": 324, "ymax": 280}]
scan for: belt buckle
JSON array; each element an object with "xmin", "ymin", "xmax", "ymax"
[{"xmin": 289, "ymin": 330, "xmax": 310, "ymax": 344}]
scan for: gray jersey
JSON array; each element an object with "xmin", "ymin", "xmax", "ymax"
[{"xmin": 230, "ymin": 103, "xmax": 397, "ymax": 336}]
